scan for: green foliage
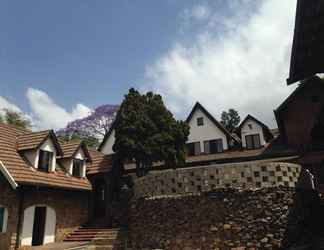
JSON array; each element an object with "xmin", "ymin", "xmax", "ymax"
[
  {"xmin": 220, "ymin": 109, "xmax": 240, "ymax": 132},
  {"xmin": 113, "ymin": 88, "xmax": 190, "ymax": 177},
  {"xmin": 3, "ymin": 109, "xmax": 31, "ymax": 130},
  {"xmin": 0, "ymin": 113, "xmax": 3, "ymax": 123},
  {"xmin": 58, "ymin": 130, "xmax": 99, "ymax": 149}
]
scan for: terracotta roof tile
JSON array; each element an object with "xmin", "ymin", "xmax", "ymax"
[
  {"xmin": 0, "ymin": 123, "xmax": 91, "ymax": 191},
  {"xmin": 87, "ymin": 149, "xmax": 113, "ymax": 175},
  {"xmin": 59, "ymin": 142, "xmax": 81, "ymax": 158}
]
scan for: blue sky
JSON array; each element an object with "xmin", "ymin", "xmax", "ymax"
[{"xmin": 0, "ymin": 0, "xmax": 297, "ymax": 129}]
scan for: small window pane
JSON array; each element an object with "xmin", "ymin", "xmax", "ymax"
[
  {"xmin": 253, "ymin": 134, "xmax": 261, "ymax": 148},
  {"xmin": 194, "ymin": 142, "xmax": 201, "ymax": 155},
  {"xmin": 38, "ymin": 150, "xmax": 53, "ymax": 172},
  {"xmin": 72, "ymin": 159, "xmax": 83, "ymax": 177},
  {"xmin": 197, "ymin": 117, "xmax": 204, "ymax": 126},
  {"xmin": 204, "ymin": 141, "xmax": 210, "ymax": 154}
]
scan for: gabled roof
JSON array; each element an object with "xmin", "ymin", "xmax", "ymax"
[
  {"xmin": 287, "ymin": 0, "xmax": 324, "ymax": 85},
  {"xmin": 17, "ymin": 130, "xmax": 63, "ymax": 156},
  {"xmin": 59, "ymin": 141, "xmax": 92, "ymax": 162},
  {"xmin": 186, "ymin": 102, "xmax": 239, "ymax": 143},
  {"xmin": 237, "ymin": 114, "xmax": 274, "ymax": 141},
  {"xmin": 87, "ymin": 149, "xmax": 113, "ymax": 175},
  {"xmin": 98, "ymin": 120, "xmax": 116, "ymax": 152},
  {"xmin": 276, "ymin": 76, "xmax": 324, "ymax": 114},
  {"xmin": 0, "ymin": 123, "xmax": 91, "ymax": 191}
]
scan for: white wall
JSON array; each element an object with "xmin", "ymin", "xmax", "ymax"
[
  {"xmin": 100, "ymin": 130, "xmax": 115, "ymax": 155},
  {"xmin": 187, "ymin": 108, "xmax": 228, "ymax": 152},
  {"xmin": 24, "ymin": 138, "xmax": 57, "ymax": 172},
  {"xmin": 43, "ymin": 207, "xmax": 56, "ymax": 244},
  {"xmin": 21, "ymin": 206, "xmax": 35, "ymax": 246},
  {"xmin": 21, "ymin": 205, "xmax": 56, "ymax": 246},
  {"xmin": 60, "ymin": 148, "xmax": 86, "ymax": 177},
  {"xmin": 241, "ymin": 118, "xmax": 266, "ymax": 148}
]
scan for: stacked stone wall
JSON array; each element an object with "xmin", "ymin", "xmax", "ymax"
[
  {"xmin": 134, "ymin": 161, "xmax": 301, "ymax": 198},
  {"xmin": 129, "ymin": 187, "xmax": 295, "ymax": 250}
]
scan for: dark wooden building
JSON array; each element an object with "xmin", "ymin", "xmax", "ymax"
[{"xmin": 275, "ymin": 76, "xmax": 324, "ymax": 188}]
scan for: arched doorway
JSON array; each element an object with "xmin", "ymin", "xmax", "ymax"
[
  {"xmin": 94, "ymin": 178, "xmax": 107, "ymax": 218},
  {"xmin": 21, "ymin": 205, "xmax": 56, "ymax": 246}
]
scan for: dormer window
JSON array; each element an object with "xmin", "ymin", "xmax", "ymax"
[
  {"xmin": 38, "ymin": 150, "xmax": 53, "ymax": 172},
  {"xmin": 72, "ymin": 159, "xmax": 84, "ymax": 177},
  {"xmin": 197, "ymin": 117, "xmax": 204, "ymax": 126}
]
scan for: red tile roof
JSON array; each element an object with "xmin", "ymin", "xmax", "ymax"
[
  {"xmin": 0, "ymin": 123, "xmax": 91, "ymax": 191},
  {"xmin": 86, "ymin": 149, "xmax": 113, "ymax": 175},
  {"xmin": 17, "ymin": 130, "xmax": 63, "ymax": 156}
]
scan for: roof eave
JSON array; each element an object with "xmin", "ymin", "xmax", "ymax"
[{"xmin": 0, "ymin": 161, "xmax": 18, "ymax": 190}]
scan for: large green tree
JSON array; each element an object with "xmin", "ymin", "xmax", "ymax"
[
  {"xmin": 113, "ymin": 88, "xmax": 189, "ymax": 177},
  {"xmin": 2, "ymin": 109, "xmax": 31, "ymax": 130},
  {"xmin": 220, "ymin": 109, "xmax": 240, "ymax": 132}
]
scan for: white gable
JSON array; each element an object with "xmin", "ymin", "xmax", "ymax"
[
  {"xmin": 241, "ymin": 118, "xmax": 266, "ymax": 148},
  {"xmin": 187, "ymin": 108, "xmax": 228, "ymax": 152},
  {"xmin": 100, "ymin": 130, "xmax": 115, "ymax": 155}
]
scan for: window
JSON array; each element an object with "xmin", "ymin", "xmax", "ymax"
[
  {"xmin": 72, "ymin": 159, "xmax": 84, "ymax": 177},
  {"xmin": 197, "ymin": 117, "xmax": 204, "ymax": 126},
  {"xmin": 245, "ymin": 134, "xmax": 261, "ymax": 149},
  {"xmin": 187, "ymin": 142, "xmax": 201, "ymax": 156},
  {"xmin": 38, "ymin": 150, "xmax": 53, "ymax": 172},
  {"xmin": 204, "ymin": 139, "xmax": 223, "ymax": 154},
  {"xmin": 248, "ymin": 124, "xmax": 253, "ymax": 129},
  {"xmin": 0, "ymin": 206, "xmax": 8, "ymax": 233}
]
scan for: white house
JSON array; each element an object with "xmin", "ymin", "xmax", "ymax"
[
  {"xmin": 98, "ymin": 123, "xmax": 116, "ymax": 155},
  {"xmin": 237, "ymin": 114, "xmax": 274, "ymax": 149},
  {"xmin": 185, "ymin": 102, "xmax": 239, "ymax": 156}
]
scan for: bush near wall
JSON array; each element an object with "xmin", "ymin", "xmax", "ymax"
[{"xmin": 129, "ymin": 187, "xmax": 294, "ymax": 250}]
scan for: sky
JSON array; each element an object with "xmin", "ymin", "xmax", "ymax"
[{"xmin": 0, "ymin": 0, "xmax": 298, "ymax": 130}]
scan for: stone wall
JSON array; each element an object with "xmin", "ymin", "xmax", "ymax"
[
  {"xmin": 0, "ymin": 174, "xmax": 20, "ymax": 250},
  {"xmin": 133, "ymin": 161, "xmax": 301, "ymax": 198},
  {"xmin": 129, "ymin": 187, "xmax": 295, "ymax": 250}
]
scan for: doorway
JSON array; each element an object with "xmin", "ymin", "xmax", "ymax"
[
  {"xmin": 31, "ymin": 206, "xmax": 47, "ymax": 246},
  {"xmin": 94, "ymin": 179, "xmax": 106, "ymax": 217}
]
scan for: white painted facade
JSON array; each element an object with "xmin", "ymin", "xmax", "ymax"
[
  {"xmin": 60, "ymin": 148, "xmax": 86, "ymax": 177},
  {"xmin": 100, "ymin": 130, "xmax": 115, "ymax": 155},
  {"xmin": 241, "ymin": 118, "xmax": 266, "ymax": 148},
  {"xmin": 0, "ymin": 206, "xmax": 8, "ymax": 233},
  {"xmin": 21, "ymin": 205, "xmax": 56, "ymax": 246},
  {"xmin": 187, "ymin": 108, "xmax": 228, "ymax": 152},
  {"xmin": 24, "ymin": 138, "xmax": 57, "ymax": 172}
]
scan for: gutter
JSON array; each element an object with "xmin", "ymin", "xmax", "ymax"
[{"xmin": 0, "ymin": 160, "xmax": 18, "ymax": 190}]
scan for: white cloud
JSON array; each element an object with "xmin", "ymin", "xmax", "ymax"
[
  {"xmin": 181, "ymin": 4, "xmax": 210, "ymax": 24},
  {"xmin": 0, "ymin": 96, "xmax": 22, "ymax": 114},
  {"xmin": 26, "ymin": 88, "xmax": 91, "ymax": 130},
  {"xmin": 145, "ymin": 0, "xmax": 298, "ymax": 128}
]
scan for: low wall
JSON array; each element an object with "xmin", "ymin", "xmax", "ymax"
[
  {"xmin": 129, "ymin": 187, "xmax": 295, "ymax": 250},
  {"xmin": 133, "ymin": 161, "xmax": 301, "ymax": 198}
]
